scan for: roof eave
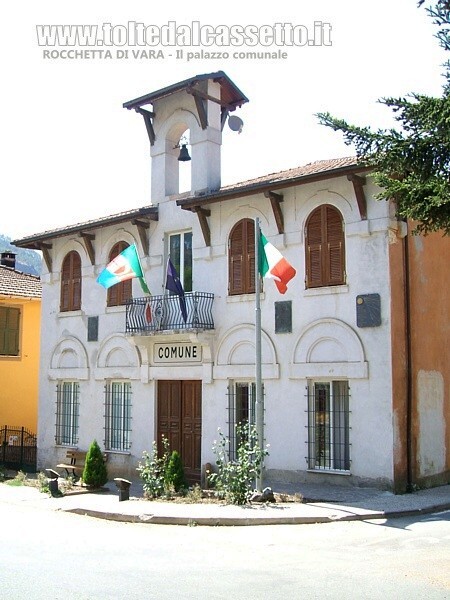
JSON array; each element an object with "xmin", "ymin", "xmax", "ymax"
[
  {"xmin": 177, "ymin": 163, "xmax": 371, "ymax": 210},
  {"xmin": 123, "ymin": 71, "xmax": 249, "ymax": 110},
  {"xmin": 13, "ymin": 206, "xmax": 158, "ymax": 248}
]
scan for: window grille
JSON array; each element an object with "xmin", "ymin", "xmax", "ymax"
[
  {"xmin": 104, "ymin": 381, "xmax": 132, "ymax": 451},
  {"xmin": 306, "ymin": 381, "xmax": 350, "ymax": 471},
  {"xmin": 55, "ymin": 381, "xmax": 80, "ymax": 445},
  {"xmin": 227, "ymin": 382, "xmax": 263, "ymax": 460}
]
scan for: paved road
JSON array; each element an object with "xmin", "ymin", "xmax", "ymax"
[{"xmin": 1, "ymin": 501, "xmax": 449, "ymax": 599}]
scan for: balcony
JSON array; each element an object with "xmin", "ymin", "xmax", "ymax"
[{"xmin": 125, "ymin": 292, "xmax": 214, "ymax": 335}]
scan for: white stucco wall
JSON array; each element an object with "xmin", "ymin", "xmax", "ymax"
[{"xmin": 36, "ymin": 171, "xmax": 397, "ymax": 488}]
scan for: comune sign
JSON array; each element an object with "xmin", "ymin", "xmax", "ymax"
[{"xmin": 154, "ymin": 342, "xmax": 202, "ymax": 363}]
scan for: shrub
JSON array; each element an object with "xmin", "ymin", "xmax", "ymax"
[
  {"xmin": 137, "ymin": 437, "xmax": 170, "ymax": 499},
  {"xmin": 209, "ymin": 423, "xmax": 269, "ymax": 505},
  {"xmin": 36, "ymin": 471, "xmax": 50, "ymax": 494},
  {"xmin": 82, "ymin": 440, "xmax": 108, "ymax": 488},
  {"xmin": 165, "ymin": 450, "xmax": 187, "ymax": 493}
]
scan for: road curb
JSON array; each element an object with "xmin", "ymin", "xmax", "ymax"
[{"xmin": 64, "ymin": 502, "xmax": 450, "ymax": 526}]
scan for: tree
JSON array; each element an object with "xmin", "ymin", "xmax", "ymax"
[
  {"xmin": 82, "ymin": 440, "xmax": 108, "ymax": 488},
  {"xmin": 165, "ymin": 451, "xmax": 187, "ymax": 492},
  {"xmin": 317, "ymin": 1, "xmax": 450, "ymax": 235}
]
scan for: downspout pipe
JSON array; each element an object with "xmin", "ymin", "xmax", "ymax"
[{"xmin": 403, "ymin": 222, "xmax": 413, "ymax": 492}]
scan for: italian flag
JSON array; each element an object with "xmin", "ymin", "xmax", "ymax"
[
  {"xmin": 259, "ymin": 232, "xmax": 296, "ymax": 294},
  {"xmin": 97, "ymin": 244, "xmax": 150, "ymax": 294}
]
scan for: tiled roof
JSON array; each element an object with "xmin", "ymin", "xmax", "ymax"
[
  {"xmin": 220, "ymin": 156, "xmax": 359, "ymax": 191},
  {"xmin": 123, "ymin": 71, "xmax": 249, "ymax": 111},
  {"xmin": 0, "ymin": 266, "xmax": 42, "ymax": 299},
  {"xmin": 13, "ymin": 205, "xmax": 158, "ymax": 247},
  {"xmin": 177, "ymin": 156, "xmax": 365, "ymax": 208},
  {"xmin": 14, "ymin": 156, "xmax": 365, "ymax": 246}
]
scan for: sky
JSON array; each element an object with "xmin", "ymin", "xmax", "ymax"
[{"xmin": 0, "ymin": 0, "xmax": 446, "ymax": 240}]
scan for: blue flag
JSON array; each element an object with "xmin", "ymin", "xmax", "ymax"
[{"xmin": 165, "ymin": 258, "xmax": 187, "ymax": 323}]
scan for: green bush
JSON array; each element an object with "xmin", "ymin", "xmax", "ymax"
[
  {"xmin": 82, "ymin": 440, "xmax": 108, "ymax": 488},
  {"xmin": 137, "ymin": 437, "xmax": 170, "ymax": 498},
  {"xmin": 165, "ymin": 450, "xmax": 187, "ymax": 492},
  {"xmin": 209, "ymin": 423, "xmax": 269, "ymax": 505}
]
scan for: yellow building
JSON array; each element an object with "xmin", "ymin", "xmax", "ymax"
[{"xmin": 0, "ymin": 252, "xmax": 41, "ymax": 432}]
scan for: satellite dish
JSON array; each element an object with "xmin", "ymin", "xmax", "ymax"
[{"xmin": 228, "ymin": 115, "xmax": 244, "ymax": 133}]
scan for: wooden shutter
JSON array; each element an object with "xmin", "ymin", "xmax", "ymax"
[
  {"xmin": 0, "ymin": 306, "xmax": 20, "ymax": 356},
  {"xmin": 229, "ymin": 222, "xmax": 244, "ymax": 294},
  {"xmin": 306, "ymin": 208, "xmax": 324, "ymax": 288},
  {"xmin": 60, "ymin": 251, "xmax": 82, "ymax": 311},
  {"xmin": 72, "ymin": 252, "xmax": 82, "ymax": 310},
  {"xmin": 306, "ymin": 205, "xmax": 345, "ymax": 288},
  {"xmin": 246, "ymin": 219, "xmax": 256, "ymax": 294},
  {"xmin": 229, "ymin": 219, "xmax": 255, "ymax": 295},
  {"xmin": 107, "ymin": 242, "xmax": 132, "ymax": 306},
  {"xmin": 60, "ymin": 254, "xmax": 71, "ymax": 311},
  {"xmin": 326, "ymin": 206, "xmax": 345, "ymax": 285}
]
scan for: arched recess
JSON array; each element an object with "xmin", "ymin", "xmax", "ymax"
[
  {"xmin": 48, "ymin": 335, "xmax": 89, "ymax": 380},
  {"xmin": 214, "ymin": 324, "xmax": 279, "ymax": 379},
  {"xmin": 296, "ymin": 190, "xmax": 354, "ymax": 244},
  {"xmin": 95, "ymin": 333, "xmax": 142, "ymax": 381},
  {"xmin": 156, "ymin": 108, "xmax": 199, "ymax": 148},
  {"xmin": 99, "ymin": 229, "xmax": 138, "ymax": 266},
  {"xmin": 290, "ymin": 318, "xmax": 368, "ymax": 379},
  {"xmin": 58, "ymin": 238, "xmax": 89, "ymax": 271},
  {"xmin": 221, "ymin": 205, "xmax": 269, "ymax": 245}
]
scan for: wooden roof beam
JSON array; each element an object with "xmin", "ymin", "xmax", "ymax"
[
  {"xmin": 132, "ymin": 219, "xmax": 150, "ymax": 256},
  {"xmin": 192, "ymin": 92, "xmax": 208, "ymax": 130},
  {"xmin": 347, "ymin": 174, "xmax": 367, "ymax": 220},
  {"xmin": 265, "ymin": 191, "xmax": 284, "ymax": 234},
  {"xmin": 192, "ymin": 207, "xmax": 211, "ymax": 247},
  {"xmin": 221, "ymin": 107, "xmax": 229, "ymax": 131},
  {"xmin": 36, "ymin": 242, "xmax": 52, "ymax": 272},
  {"xmin": 136, "ymin": 107, "xmax": 156, "ymax": 146},
  {"xmin": 79, "ymin": 232, "xmax": 95, "ymax": 265}
]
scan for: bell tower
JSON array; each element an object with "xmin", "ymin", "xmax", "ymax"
[{"xmin": 123, "ymin": 72, "xmax": 248, "ymax": 202}]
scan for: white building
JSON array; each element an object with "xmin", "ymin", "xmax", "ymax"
[{"xmin": 16, "ymin": 72, "xmax": 447, "ymax": 492}]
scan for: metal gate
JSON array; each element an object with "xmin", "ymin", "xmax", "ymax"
[{"xmin": 0, "ymin": 426, "xmax": 37, "ymax": 473}]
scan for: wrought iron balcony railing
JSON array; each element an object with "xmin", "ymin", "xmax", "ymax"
[{"xmin": 125, "ymin": 291, "xmax": 214, "ymax": 334}]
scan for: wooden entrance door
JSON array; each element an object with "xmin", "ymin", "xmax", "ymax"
[{"xmin": 157, "ymin": 380, "xmax": 202, "ymax": 484}]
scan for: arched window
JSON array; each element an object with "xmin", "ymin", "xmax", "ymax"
[
  {"xmin": 60, "ymin": 251, "xmax": 82, "ymax": 312},
  {"xmin": 305, "ymin": 205, "xmax": 345, "ymax": 288},
  {"xmin": 228, "ymin": 219, "xmax": 255, "ymax": 295},
  {"xmin": 107, "ymin": 242, "xmax": 132, "ymax": 307}
]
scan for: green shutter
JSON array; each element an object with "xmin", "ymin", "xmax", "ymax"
[{"xmin": 0, "ymin": 306, "xmax": 20, "ymax": 356}]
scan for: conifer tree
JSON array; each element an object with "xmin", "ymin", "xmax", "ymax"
[
  {"xmin": 82, "ymin": 440, "xmax": 108, "ymax": 488},
  {"xmin": 165, "ymin": 450, "xmax": 187, "ymax": 492},
  {"xmin": 318, "ymin": 2, "xmax": 450, "ymax": 235}
]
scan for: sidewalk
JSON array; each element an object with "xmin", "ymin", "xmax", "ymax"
[{"xmin": 1, "ymin": 478, "xmax": 449, "ymax": 526}]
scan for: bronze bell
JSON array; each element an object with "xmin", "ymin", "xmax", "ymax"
[{"xmin": 177, "ymin": 144, "xmax": 191, "ymax": 162}]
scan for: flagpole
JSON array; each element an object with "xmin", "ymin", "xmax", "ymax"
[{"xmin": 255, "ymin": 217, "xmax": 264, "ymax": 492}]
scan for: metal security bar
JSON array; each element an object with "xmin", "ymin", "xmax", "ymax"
[
  {"xmin": 227, "ymin": 382, "xmax": 264, "ymax": 460},
  {"xmin": 125, "ymin": 291, "xmax": 214, "ymax": 334},
  {"xmin": 306, "ymin": 381, "xmax": 351, "ymax": 471},
  {"xmin": 104, "ymin": 382, "xmax": 132, "ymax": 452},
  {"xmin": 55, "ymin": 382, "xmax": 80, "ymax": 446}
]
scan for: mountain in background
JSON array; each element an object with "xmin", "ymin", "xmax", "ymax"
[{"xmin": 0, "ymin": 234, "xmax": 42, "ymax": 276}]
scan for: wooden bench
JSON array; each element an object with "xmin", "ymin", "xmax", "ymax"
[{"xmin": 56, "ymin": 450, "xmax": 107, "ymax": 479}]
